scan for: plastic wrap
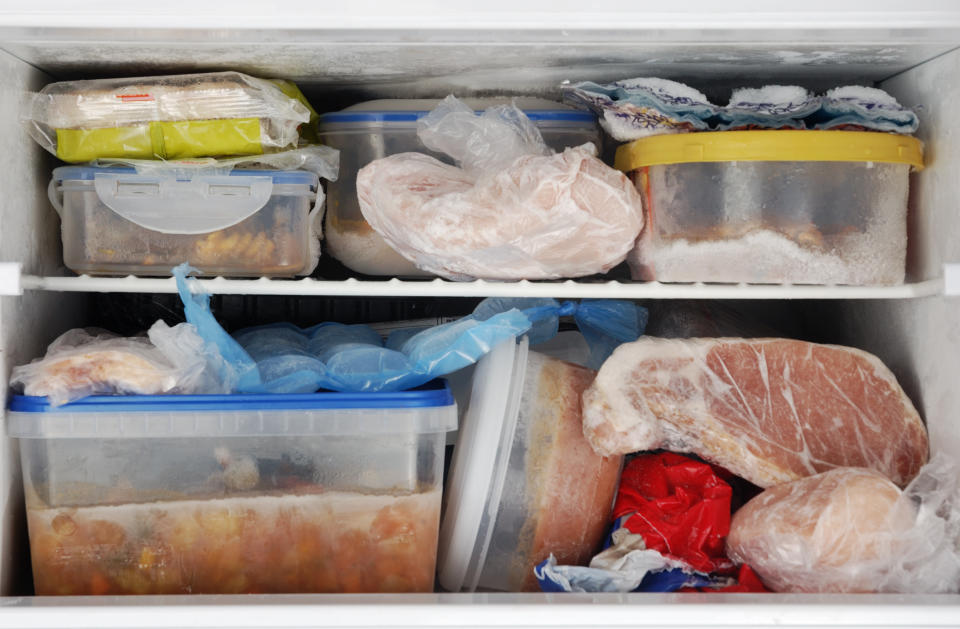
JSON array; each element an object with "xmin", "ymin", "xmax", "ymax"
[
  {"xmin": 23, "ymin": 71, "xmax": 312, "ymax": 162},
  {"xmin": 356, "ymin": 96, "xmax": 644, "ymax": 280},
  {"xmin": 581, "ymin": 337, "xmax": 929, "ymax": 488},
  {"xmin": 8, "ymin": 323, "xmax": 216, "ymax": 406},
  {"xmin": 727, "ymin": 457, "xmax": 960, "ymax": 593}
]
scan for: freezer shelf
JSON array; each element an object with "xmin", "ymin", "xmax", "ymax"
[
  {"xmin": 10, "ymin": 273, "xmax": 948, "ymax": 299},
  {"xmin": 3, "ymin": 593, "xmax": 960, "ymax": 629}
]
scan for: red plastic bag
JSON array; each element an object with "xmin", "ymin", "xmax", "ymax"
[{"xmin": 612, "ymin": 452, "xmax": 734, "ymax": 574}]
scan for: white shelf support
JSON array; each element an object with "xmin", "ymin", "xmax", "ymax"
[{"xmin": 0, "ymin": 263, "xmax": 22, "ymax": 296}]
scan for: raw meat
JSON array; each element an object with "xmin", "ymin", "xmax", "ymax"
[
  {"xmin": 581, "ymin": 337, "xmax": 928, "ymax": 488},
  {"xmin": 727, "ymin": 468, "xmax": 913, "ymax": 592},
  {"xmin": 356, "ymin": 144, "xmax": 644, "ymax": 280}
]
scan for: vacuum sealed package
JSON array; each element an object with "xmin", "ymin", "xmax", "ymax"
[
  {"xmin": 23, "ymin": 71, "xmax": 313, "ymax": 162},
  {"xmin": 8, "ymin": 322, "xmax": 223, "ymax": 406},
  {"xmin": 356, "ymin": 96, "xmax": 644, "ymax": 280},
  {"xmin": 727, "ymin": 457, "xmax": 960, "ymax": 593},
  {"xmin": 581, "ymin": 337, "xmax": 929, "ymax": 488},
  {"xmin": 561, "ymin": 77, "xmax": 717, "ymax": 141},
  {"xmin": 175, "ymin": 265, "xmax": 648, "ymax": 393}
]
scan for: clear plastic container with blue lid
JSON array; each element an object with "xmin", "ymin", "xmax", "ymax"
[
  {"xmin": 319, "ymin": 98, "xmax": 601, "ymax": 276},
  {"xmin": 8, "ymin": 382, "xmax": 456, "ymax": 595},
  {"xmin": 49, "ymin": 165, "xmax": 321, "ymax": 277}
]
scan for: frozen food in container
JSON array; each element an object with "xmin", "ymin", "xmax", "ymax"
[
  {"xmin": 319, "ymin": 98, "xmax": 601, "ymax": 276},
  {"xmin": 437, "ymin": 337, "xmax": 621, "ymax": 592},
  {"xmin": 7, "ymin": 381, "xmax": 456, "ymax": 595},
  {"xmin": 615, "ymin": 130, "xmax": 924, "ymax": 285},
  {"xmin": 23, "ymin": 71, "xmax": 312, "ymax": 162},
  {"xmin": 50, "ymin": 165, "xmax": 321, "ymax": 277}
]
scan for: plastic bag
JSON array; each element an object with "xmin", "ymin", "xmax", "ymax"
[
  {"xmin": 174, "ymin": 265, "xmax": 647, "ymax": 393},
  {"xmin": 356, "ymin": 95, "xmax": 644, "ymax": 280},
  {"xmin": 8, "ymin": 322, "xmax": 217, "ymax": 406},
  {"xmin": 23, "ymin": 71, "xmax": 312, "ymax": 162},
  {"xmin": 727, "ymin": 457, "xmax": 960, "ymax": 593},
  {"xmin": 717, "ymin": 85, "xmax": 821, "ymax": 131},
  {"xmin": 812, "ymin": 85, "xmax": 919, "ymax": 134}
]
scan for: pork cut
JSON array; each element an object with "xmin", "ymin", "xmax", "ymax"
[{"xmin": 581, "ymin": 337, "xmax": 928, "ymax": 488}]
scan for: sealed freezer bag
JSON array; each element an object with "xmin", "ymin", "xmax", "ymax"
[
  {"xmin": 727, "ymin": 457, "xmax": 960, "ymax": 593},
  {"xmin": 357, "ymin": 96, "xmax": 644, "ymax": 280},
  {"xmin": 8, "ymin": 322, "xmax": 224, "ymax": 406},
  {"xmin": 23, "ymin": 71, "xmax": 312, "ymax": 162}
]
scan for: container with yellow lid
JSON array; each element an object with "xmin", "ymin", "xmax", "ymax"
[{"xmin": 615, "ymin": 130, "xmax": 924, "ymax": 285}]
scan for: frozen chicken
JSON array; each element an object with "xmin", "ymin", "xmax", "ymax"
[
  {"xmin": 356, "ymin": 96, "xmax": 644, "ymax": 280},
  {"xmin": 581, "ymin": 337, "xmax": 928, "ymax": 488},
  {"xmin": 727, "ymin": 460, "xmax": 960, "ymax": 593}
]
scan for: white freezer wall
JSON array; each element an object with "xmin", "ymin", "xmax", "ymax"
[{"xmin": 0, "ymin": 48, "xmax": 85, "ymax": 596}]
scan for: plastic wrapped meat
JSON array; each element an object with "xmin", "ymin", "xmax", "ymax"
[
  {"xmin": 727, "ymin": 460, "xmax": 960, "ymax": 593},
  {"xmin": 357, "ymin": 145, "xmax": 643, "ymax": 280},
  {"xmin": 356, "ymin": 96, "xmax": 644, "ymax": 280},
  {"xmin": 581, "ymin": 337, "xmax": 928, "ymax": 488}
]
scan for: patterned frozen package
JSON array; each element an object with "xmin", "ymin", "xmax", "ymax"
[
  {"xmin": 580, "ymin": 337, "xmax": 928, "ymax": 488},
  {"xmin": 561, "ymin": 77, "xmax": 717, "ymax": 141},
  {"xmin": 356, "ymin": 96, "xmax": 644, "ymax": 280},
  {"xmin": 23, "ymin": 71, "xmax": 312, "ymax": 162},
  {"xmin": 813, "ymin": 85, "xmax": 919, "ymax": 134},
  {"xmin": 727, "ymin": 460, "xmax": 960, "ymax": 593},
  {"xmin": 717, "ymin": 85, "xmax": 821, "ymax": 130}
]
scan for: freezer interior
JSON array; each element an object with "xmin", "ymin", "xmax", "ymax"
[{"xmin": 0, "ymin": 13, "xmax": 959, "ymax": 625}]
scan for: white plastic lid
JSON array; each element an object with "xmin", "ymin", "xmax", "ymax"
[{"xmin": 437, "ymin": 336, "xmax": 529, "ymax": 592}]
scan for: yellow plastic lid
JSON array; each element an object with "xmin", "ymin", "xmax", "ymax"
[{"xmin": 615, "ymin": 130, "xmax": 925, "ymax": 172}]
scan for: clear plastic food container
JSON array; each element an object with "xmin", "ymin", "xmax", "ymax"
[
  {"xmin": 319, "ymin": 98, "xmax": 601, "ymax": 277},
  {"xmin": 8, "ymin": 382, "xmax": 456, "ymax": 595},
  {"xmin": 50, "ymin": 166, "xmax": 321, "ymax": 277},
  {"xmin": 615, "ymin": 130, "xmax": 925, "ymax": 285},
  {"xmin": 437, "ymin": 338, "xmax": 621, "ymax": 593}
]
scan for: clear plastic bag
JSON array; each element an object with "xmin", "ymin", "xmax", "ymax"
[
  {"xmin": 727, "ymin": 457, "xmax": 960, "ymax": 593},
  {"xmin": 8, "ymin": 322, "xmax": 218, "ymax": 406},
  {"xmin": 23, "ymin": 71, "xmax": 312, "ymax": 162},
  {"xmin": 356, "ymin": 95, "xmax": 644, "ymax": 280}
]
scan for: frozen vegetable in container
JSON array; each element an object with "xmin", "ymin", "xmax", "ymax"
[
  {"xmin": 615, "ymin": 130, "xmax": 924, "ymax": 285},
  {"xmin": 50, "ymin": 166, "xmax": 321, "ymax": 277},
  {"xmin": 437, "ymin": 337, "xmax": 621, "ymax": 592},
  {"xmin": 319, "ymin": 98, "xmax": 601, "ymax": 276},
  {"xmin": 7, "ymin": 382, "xmax": 457, "ymax": 595}
]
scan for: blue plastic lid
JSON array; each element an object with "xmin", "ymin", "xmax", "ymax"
[
  {"xmin": 53, "ymin": 165, "xmax": 318, "ymax": 186},
  {"xmin": 320, "ymin": 110, "xmax": 595, "ymax": 125},
  {"xmin": 9, "ymin": 379, "xmax": 454, "ymax": 413}
]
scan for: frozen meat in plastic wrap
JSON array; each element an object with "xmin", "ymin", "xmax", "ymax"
[
  {"xmin": 9, "ymin": 322, "xmax": 221, "ymax": 406},
  {"xmin": 581, "ymin": 337, "xmax": 929, "ymax": 488},
  {"xmin": 23, "ymin": 71, "xmax": 313, "ymax": 162},
  {"xmin": 727, "ymin": 457, "xmax": 960, "ymax": 593},
  {"xmin": 356, "ymin": 96, "xmax": 644, "ymax": 280}
]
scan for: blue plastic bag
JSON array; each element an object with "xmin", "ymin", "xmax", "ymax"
[{"xmin": 173, "ymin": 265, "xmax": 647, "ymax": 393}]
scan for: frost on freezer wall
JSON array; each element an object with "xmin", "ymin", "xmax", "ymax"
[
  {"xmin": 830, "ymin": 47, "xmax": 960, "ymax": 464},
  {"xmin": 0, "ymin": 49, "xmax": 85, "ymax": 595}
]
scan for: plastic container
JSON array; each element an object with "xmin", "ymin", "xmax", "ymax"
[
  {"xmin": 319, "ymin": 98, "xmax": 601, "ymax": 276},
  {"xmin": 7, "ymin": 382, "xmax": 456, "ymax": 595},
  {"xmin": 615, "ymin": 130, "xmax": 925, "ymax": 285},
  {"xmin": 437, "ymin": 338, "xmax": 621, "ymax": 593},
  {"xmin": 50, "ymin": 166, "xmax": 321, "ymax": 277}
]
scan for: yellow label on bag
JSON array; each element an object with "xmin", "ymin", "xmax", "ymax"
[{"xmin": 55, "ymin": 118, "xmax": 265, "ymax": 162}]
